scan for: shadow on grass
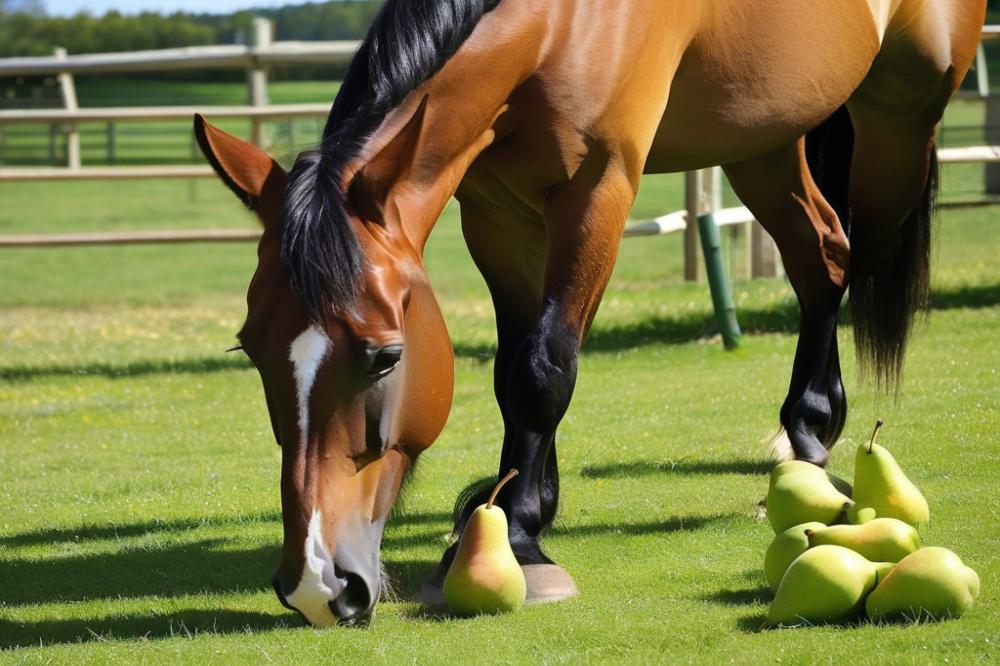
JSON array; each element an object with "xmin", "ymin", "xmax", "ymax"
[
  {"xmin": 0, "ymin": 509, "xmax": 452, "ymax": 549},
  {"xmin": 930, "ymin": 281, "xmax": 1000, "ymax": 310},
  {"xmin": 549, "ymin": 512, "xmax": 736, "ymax": 539},
  {"xmin": 737, "ymin": 613, "xmax": 769, "ymax": 633},
  {"xmin": 2, "ymin": 541, "xmax": 445, "ymax": 610},
  {"xmin": 579, "ymin": 458, "xmax": 773, "ymax": 479},
  {"xmin": 450, "ymin": 280, "xmax": 1000, "ymax": 360},
  {"xmin": 383, "ymin": 558, "xmax": 441, "ymax": 601},
  {"xmin": 0, "ymin": 610, "xmax": 296, "ymax": 650},
  {"xmin": 702, "ymin": 586, "xmax": 772, "ymax": 607},
  {"xmin": 0, "ymin": 355, "xmax": 252, "ymax": 382},
  {"xmin": 0, "ymin": 510, "xmax": 281, "ymax": 548},
  {"xmin": 0, "ymin": 557, "xmax": 443, "ymax": 648},
  {"xmin": 0, "ymin": 540, "xmax": 280, "ymax": 606},
  {"xmin": 0, "ymin": 506, "xmax": 453, "ymax": 610}
]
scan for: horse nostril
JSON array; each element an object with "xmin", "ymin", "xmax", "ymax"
[{"xmin": 332, "ymin": 567, "xmax": 374, "ymax": 626}]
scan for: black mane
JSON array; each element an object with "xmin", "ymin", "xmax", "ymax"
[{"xmin": 281, "ymin": 0, "xmax": 502, "ymax": 321}]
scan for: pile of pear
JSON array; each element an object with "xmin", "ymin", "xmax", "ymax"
[{"xmin": 763, "ymin": 420, "xmax": 980, "ymax": 628}]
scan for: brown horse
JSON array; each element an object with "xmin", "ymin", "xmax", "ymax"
[{"xmin": 194, "ymin": 0, "xmax": 986, "ymax": 626}]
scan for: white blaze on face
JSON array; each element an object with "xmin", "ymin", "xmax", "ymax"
[
  {"xmin": 285, "ymin": 510, "xmax": 346, "ymax": 627},
  {"xmin": 289, "ymin": 324, "xmax": 330, "ymax": 442},
  {"xmin": 286, "ymin": 326, "xmax": 342, "ymax": 626}
]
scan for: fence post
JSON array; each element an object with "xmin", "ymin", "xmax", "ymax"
[
  {"xmin": 698, "ymin": 211, "xmax": 741, "ymax": 349},
  {"xmin": 975, "ymin": 41, "xmax": 990, "ymax": 98},
  {"xmin": 683, "ymin": 169, "xmax": 705, "ymax": 281},
  {"xmin": 248, "ymin": 18, "xmax": 273, "ymax": 149},
  {"xmin": 54, "ymin": 47, "xmax": 80, "ymax": 170}
]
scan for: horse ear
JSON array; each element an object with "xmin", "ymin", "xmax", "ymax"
[
  {"xmin": 193, "ymin": 114, "xmax": 287, "ymax": 218},
  {"xmin": 349, "ymin": 96, "xmax": 429, "ymax": 214}
]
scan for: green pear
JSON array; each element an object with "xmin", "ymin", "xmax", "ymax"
[
  {"xmin": 767, "ymin": 545, "xmax": 894, "ymax": 627},
  {"xmin": 866, "ymin": 547, "xmax": 980, "ymax": 622},
  {"xmin": 764, "ymin": 522, "xmax": 826, "ymax": 593},
  {"xmin": 444, "ymin": 469, "xmax": 527, "ymax": 615},
  {"xmin": 847, "ymin": 506, "xmax": 877, "ymax": 525},
  {"xmin": 805, "ymin": 518, "xmax": 919, "ymax": 563},
  {"xmin": 853, "ymin": 420, "xmax": 930, "ymax": 528},
  {"xmin": 767, "ymin": 461, "xmax": 854, "ymax": 533}
]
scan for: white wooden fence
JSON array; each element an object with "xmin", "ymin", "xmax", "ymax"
[{"xmin": 1, "ymin": 21, "xmax": 998, "ymax": 282}]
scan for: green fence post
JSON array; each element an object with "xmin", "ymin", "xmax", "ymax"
[{"xmin": 697, "ymin": 212, "xmax": 742, "ymax": 349}]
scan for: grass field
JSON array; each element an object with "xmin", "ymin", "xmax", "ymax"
[{"xmin": 1, "ymin": 81, "xmax": 999, "ymax": 663}]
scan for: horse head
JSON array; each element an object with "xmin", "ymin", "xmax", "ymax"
[{"xmin": 194, "ymin": 114, "xmax": 454, "ymax": 626}]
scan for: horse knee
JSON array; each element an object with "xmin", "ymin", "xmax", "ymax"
[{"xmin": 506, "ymin": 314, "xmax": 579, "ymax": 433}]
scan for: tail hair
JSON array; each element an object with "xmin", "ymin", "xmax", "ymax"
[
  {"xmin": 806, "ymin": 107, "xmax": 936, "ymax": 391},
  {"xmin": 849, "ymin": 150, "xmax": 937, "ymax": 390}
]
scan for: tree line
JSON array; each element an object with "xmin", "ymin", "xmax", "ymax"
[{"xmin": 0, "ymin": 0, "xmax": 382, "ymax": 58}]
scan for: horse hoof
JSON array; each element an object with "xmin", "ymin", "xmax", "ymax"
[
  {"xmin": 523, "ymin": 563, "xmax": 579, "ymax": 605},
  {"xmin": 417, "ymin": 564, "xmax": 579, "ymax": 608},
  {"xmin": 417, "ymin": 580, "xmax": 446, "ymax": 608}
]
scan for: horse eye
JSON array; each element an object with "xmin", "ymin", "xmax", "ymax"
[{"xmin": 366, "ymin": 344, "xmax": 403, "ymax": 379}]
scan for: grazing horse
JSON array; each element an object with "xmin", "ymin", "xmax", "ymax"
[{"xmin": 194, "ymin": 0, "xmax": 985, "ymax": 626}]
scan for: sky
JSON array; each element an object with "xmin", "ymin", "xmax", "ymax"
[{"xmin": 44, "ymin": 0, "xmax": 301, "ymax": 15}]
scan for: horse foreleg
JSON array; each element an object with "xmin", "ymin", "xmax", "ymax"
[
  {"xmin": 500, "ymin": 162, "xmax": 634, "ymax": 592},
  {"xmin": 725, "ymin": 136, "xmax": 851, "ymax": 466},
  {"xmin": 423, "ymin": 160, "xmax": 635, "ymax": 605}
]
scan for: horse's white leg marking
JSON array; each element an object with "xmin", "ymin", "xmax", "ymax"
[
  {"xmin": 285, "ymin": 510, "xmax": 346, "ymax": 627},
  {"xmin": 766, "ymin": 428, "xmax": 794, "ymax": 462}
]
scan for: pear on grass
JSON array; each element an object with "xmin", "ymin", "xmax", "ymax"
[
  {"xmin": 767, "ymin": 460, "xmax": 854, "ymax": 533},
  {"xmin": 444, "ymin": 469, "xmax": 527, "ymax": 615},
  {"xmin": 766, "ymin": 545, "xmax": 894, "ymax": 627},
  {"xmin": 805, "ymin": 517, "xmax": 920, "ymax": 563},
  {"xmin": 764, "ymin": 522, "xmax": 826, "ymax": 593},
  {"xmin": 853, "ymin": 420, "xmax": 930, "ymax": 528},
  {"xmin": 866, "ymin": 547, "xmax": 980, "ymax": 622}
]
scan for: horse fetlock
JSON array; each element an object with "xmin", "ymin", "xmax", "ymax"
[
  {"xmin": 785, "ymin": 390, "xmax": 834, "ymax": 466},
  {"xmin": 508, "ymin": 532, "xmax": 554, "ymax": 566}
]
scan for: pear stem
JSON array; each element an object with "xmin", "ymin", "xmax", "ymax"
[
  {"xmin": 487, "ymin": 468, "xmax": 518, "ymax": 509},
  {"xmin": 868, "ymin": 419, "xmax": 885, "ymax": 454}
]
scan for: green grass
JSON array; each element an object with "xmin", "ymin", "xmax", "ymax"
[{"xmin": 1, "ymin": 82, "xmax": 999, "ymax": 663}]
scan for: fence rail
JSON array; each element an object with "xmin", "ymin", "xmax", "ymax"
[
  {"xmin": 0, "ymin": 42, "xmax": 360, "ymax": 77},
  {"xmin": 0, "ymin": 104, "xmax": 330, "ymax": 124}
]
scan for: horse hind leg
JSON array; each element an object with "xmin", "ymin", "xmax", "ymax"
[{"xmin": 724, "ymin": 115, "xmax": 853, "ymax": 466}]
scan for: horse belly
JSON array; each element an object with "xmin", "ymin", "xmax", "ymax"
[{"xmin": 644, "ymin": 0, "xmax": 882, "ymax": 173}]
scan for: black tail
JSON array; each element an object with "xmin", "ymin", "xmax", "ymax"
[
  {"xmin": 850, "ymin": 150, "xmax": 936, "ymax": 391},
  {"xmin": 805, "ymin": 106, "xmax": 936, "ymax": 391}
]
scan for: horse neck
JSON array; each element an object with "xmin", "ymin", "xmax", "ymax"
[
  {"xmin": 353, "ymin": 2, "xmax": 542, "ymax": 255},
  {"xmin": 359, "ymin": 97, "xmax": 508, "ymax": 257}
]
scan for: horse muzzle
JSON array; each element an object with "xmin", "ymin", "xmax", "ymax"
[{"xmin": 272, "ymin": 510, "xmax": 383, "ymax": 627}]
